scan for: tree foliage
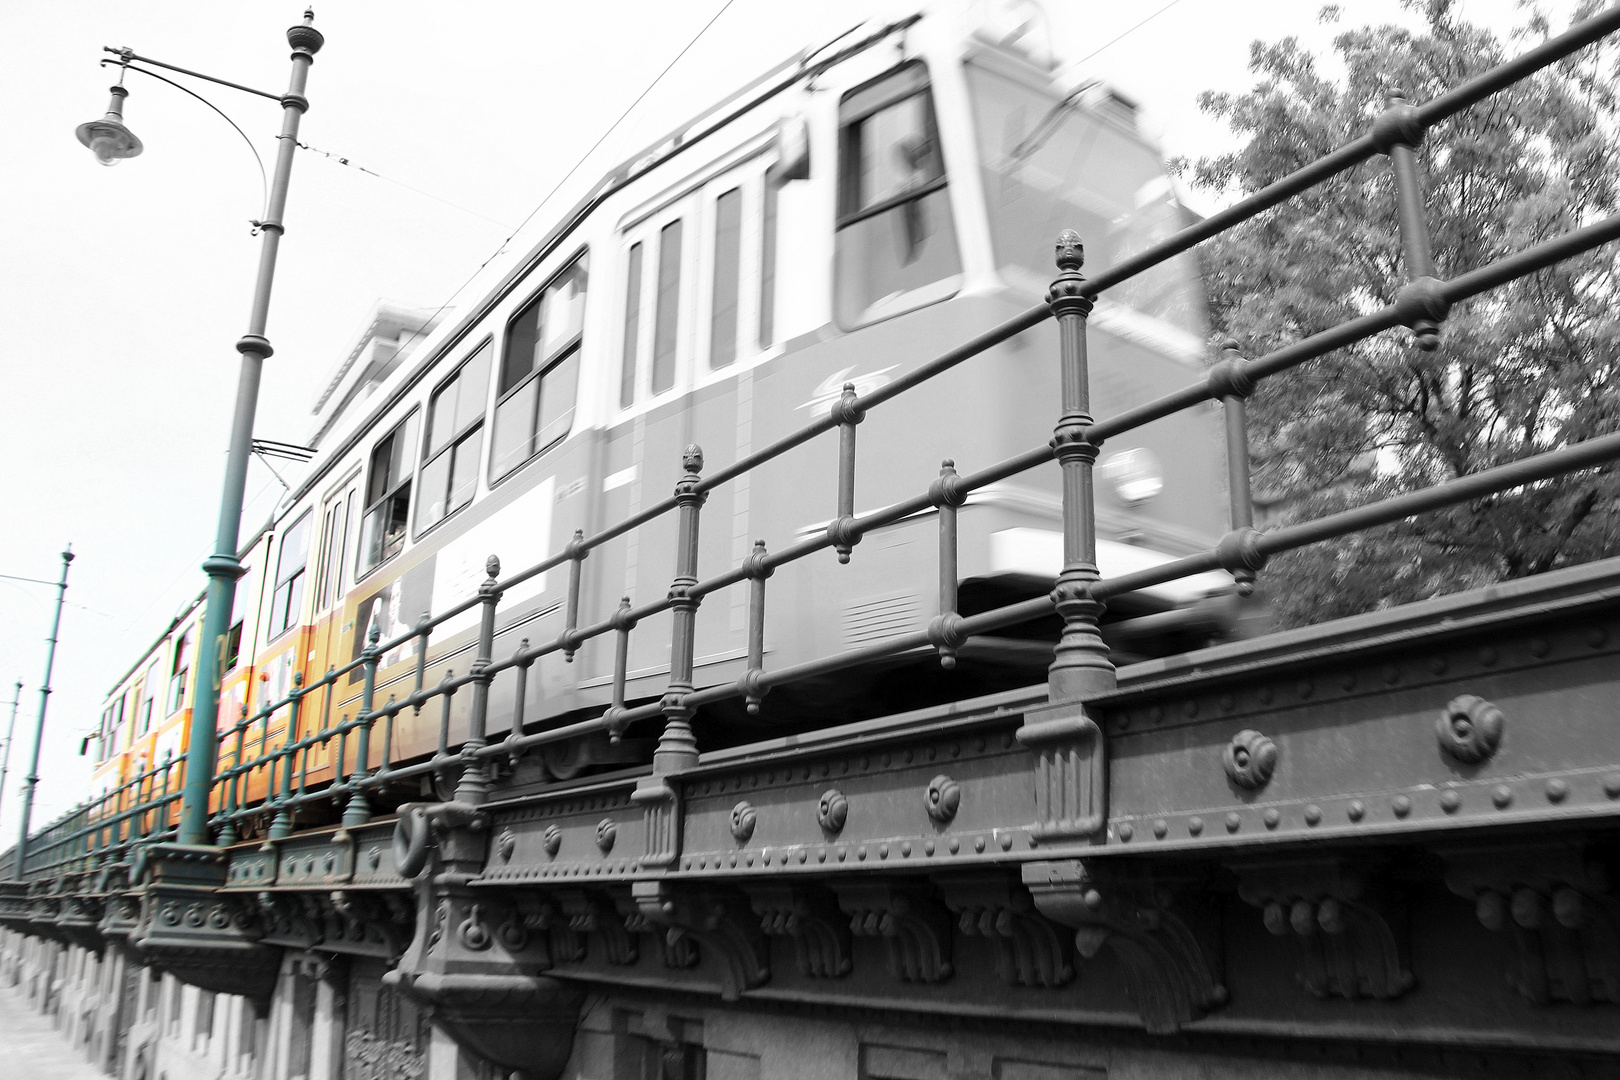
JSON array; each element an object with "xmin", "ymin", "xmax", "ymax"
[{"xmin": 1181, "ymin": 0, "xmax": 1620, "ymax": 627}]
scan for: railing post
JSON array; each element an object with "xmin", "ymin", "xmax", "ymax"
[
  {"xmin": 1373, "ymin": 91, "xmax": 1451, "ymax": 351},
  {"xmin": 633, "ymin": 445, "xmax": 707, "ymax": 869},
  {"xmin": 454, "ymin": 556, "xmax": 503, "ymax": 804},
  {"xmin": 1017, "ymin": 230, "xmax": 1112, "ymax": 842},
  {"xmin": 341, "ymin": 617, "xmax": 380, "ymax": 828},
  {"xmin": 268, "ymin": 672, "xmax": 303, "ymax": 840},
  {"xmin": 1209, "ymin": 340, "xmax": 1262, "ymax": 597}
]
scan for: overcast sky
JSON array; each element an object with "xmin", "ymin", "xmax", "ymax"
[{"xmin": 0, "ymin": 0, "xmax": 1559, "ymax": 836}]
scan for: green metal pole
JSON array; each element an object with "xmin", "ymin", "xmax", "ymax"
[
  {"xmin": 13, "ymin": 547, "xmax": 74, "ymax": 879},
  {"xmin": 0, "ymin": 681, "xmax": 23, "ymax": 836},
  {"xmin": 176, "ymin": 11, "xmax": 324, "ymax": 847}
]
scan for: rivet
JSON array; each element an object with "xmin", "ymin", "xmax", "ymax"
[
  {"xmin": 761, "ymin": 847, "xmax": 772, "ymax": 863},
  {"xmin": 1188, "ymin": 817, "xmax": 1204, "ymax": 836},
  {"xmin": 974, "ymin": 737, "xmax": 986, "ymax": 752},
  {"xmin": 875, "ymin": 844, "xmax": 888, "ymax": 861},
  {"xmin": 838, "ymin": 760, "xmax": 849, "ymax": 775},
  {"xmin": 1479, "ymin": 646, "xmax": 1498, "ymax": 667},
  {"xmin": 1153, "ymin": 819, "xmax": 1168, "ymax": 839},
  {"xmin": 1220, "ymin": 694, "xmax": 1235, "ymax": 713},
  {"xmin": 974, "ymin": 836, "xmax": 986, "ymax": 853},
  {"xmin": 820, "ymin": 762, "xmax": 830, "ymax": 777},
  {"xmin": 1117, "ymin": 712, "xmax": 1132, "ymax": 730},
  {"xmin": 728, "ymin": 854, "xmax": 738, "ymax": 867},
  {"xmin": 1604, "ymin": 774, "xmax": 1620, "ymax": 799},
  {"xmin": 797, "ymin": 849, "xmax": 808, "ymax": 863},
  {"xmin": 1027, "ymin": 834, "xmax": 1039, "ymax": 848},
  {"xmin": 1150, "ymin": 706, "xmax": 1164, "ymax": 723},
  {"xmin": 857, "ymin": 846, "xmax": 868, "ymax": 861},
  {"xmin": 1440, "ymin": 790, "xmax": 1462, "ymax": 813},
  {"xmin": 950, "ymin": 743, "xmax": 960, "ymax": 758},
  {"xmin": 1297, "ymin": 680, "xmax": 1313, "ymax": 700},
  {"xmin": 1304, "ymin": 805, "xmax": 1323, "ymax": 826},
  {"xmin": 1002, "ymin": 733, "xmax": 1014, "ymax": 749},
  {"xmin": 1258, "ymin": 687, "xmax": 1274, "ymax": 705},
  {"xmin": 1184, "ymin": 700, "xmax": 1199, "ymax": 718},
  {"xmin": 1529, "ymin": 636, "xmax": 1550, "ymax": 657},
  {"xmin": 860, "ymin": 756, "xmax": 870, "ymax": 770},
  {"xmin": 1383, "ymin": 664, "xmax": 1401, "ymax": 685},
  {"xmin": 1225, "ymin": 812, "xmax": 1241, "ymax": 833},
  {"xmin": 1263, "ymin": 808, "xmax": 1280, "ymax": 829},
  {"xmin": 924, "ymin": 839, "xmax": 935, "ymax": 855},
  {"xmin": 1118, "ymin": 822, "xmax": 1134, "ymax": 842},
  {"xmin": 1492, "ymin": 785, "xmax": 1513, "ymax": 809},
  {"xmin": 1347, "ymin": 800, "xmax": 1365, "ymax": 822},
  {"xmin": 817, "ymin": 848, "xmax": 826, "ymax": 863},
  {"xmin": 903, "ymin": 749, "xmax": 914, "ymax": 764},
  {"xmin": 880, "ymin": 753, "xmax": 890, "ymax": 767},
  {"xmin": 1546, "ymin": 778, "xmax": 1569, "ymax": 803},
  {"xmin": 949, "ymin": 837, "xmax": 960, "ymax": 854},
  {"xmin": 999, "ymin": 833, "xmax": 1014, "ymax": 851},
  {"xmin": 1392, "ymin": 795, "xmax": 1412, "ymax": 817},
  {"xmin": 900, "ymin": 841, "xmax": 911, "ymax": 857},
  {"xmin": 1429, "ymin": 656, "xmax": 1448, "ymax": 676},
  {"xmin": 838, "ymin": 847, "xmax": 847, "ymax": 862},
  {"xmin": 927, "ymin": 746, "xmax": 937, "ymax": 761},
  {"xmin": 745, "ymin": 853, "xmax": 755, "ymax": 866},
  {"xmin": 1341, "ymin": 672, "xmax": 1357, "ymax": 691},
  {"xmin": 1587, "ymin": 628, "xmax": 1609, "ymax": 649}
]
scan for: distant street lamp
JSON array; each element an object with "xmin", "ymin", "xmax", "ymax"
[
  {"xmin": 9, "ymin": 547, "xmax": 74, "ymax": 879},
  {"xmin": 0, "ymin": 681, "xmax": 23, "ymax": 839},
  {"xmin": 77, "ymin": 11, "xmax": 325, "ymax": 847}
]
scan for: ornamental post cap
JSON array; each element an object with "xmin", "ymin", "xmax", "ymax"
[
  {"xmin": 682, "ymin": 444, "xmax": 704, "ymax": 473},
  {"xmin": 1055, "ymin": 230, "xmax": 1085, "ymax": 271}
]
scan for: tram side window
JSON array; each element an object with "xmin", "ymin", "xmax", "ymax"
[
  {"xmin": 620, "ymin": 243, "xmax": 643, "ymax": 408},
  {"xmin": 710, "ymin": 188, "xmax": 742, "ymax": 369},
  {"xmin": 835, "ymin": 62, "xmax": 961, "ymax": 328},
  {"xmin": 270, "ymin": 512, "xmax": 311, "ymax": 639},
  {"xmin": 651, "ymin": 221, "xmax": 683, "ymax": 394},
  {"xmin": 759, "ymin": 181, "xmax": 778, "ymax": 349},
  {"xmin": 359, "ymin": 412, "xmax": 419, "ymax": 575},
  {"xmin": 492, "ymin": 258, "xmax": 586, "ymax": 480},
  {"xmin": 419, "ymin": 342, "xmax": 493, "ymax": 529},
  {"xmin": 139, "ymin": 662, "xmax": 157, "ymax": 733},
  {"xmin": 168, "ymin": 630, "xmax": 193, "ymax": 715}
]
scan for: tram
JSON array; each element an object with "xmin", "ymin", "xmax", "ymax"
[{"xmin": 89, "ymin": 3, "xmax": 1232, "ymax": 822}]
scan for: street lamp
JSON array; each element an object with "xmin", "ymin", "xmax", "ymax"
[
  {"xmin": 9, "ymin": 548, "xmax": 73, "ymax": 879},
  {"xmin": 78, "ymin": 10, "xmax": 325, "ymax": 848}
]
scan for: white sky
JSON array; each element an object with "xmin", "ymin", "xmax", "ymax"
[{"xmin": 0, "ymin": 0, "xmax": 1563, "ymax": 836}]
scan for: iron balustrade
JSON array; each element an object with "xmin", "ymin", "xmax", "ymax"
[{"xmin": 7, "ymin": 3, "xmax": 1620, "ymax": 878}]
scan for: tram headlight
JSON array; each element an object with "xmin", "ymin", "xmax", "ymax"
[{"xmin": 1098, "ymin": 447, "xmax": 1164, "ymax": 505}]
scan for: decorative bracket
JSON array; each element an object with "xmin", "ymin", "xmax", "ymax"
[
  {"xmin": 936, "ymin": 874, "xmax": 1073, "ymax": 988},
  {"xmin": 746, "ymin": 884, "xmax": 852, "ymax": 978},
  {"xmin": 1022, "ymin": 860, "xmax": 1224, "ymax": 1034},
  {"xmin": 833, "ymin": 882, "xmax": 953, "ymax": 984},
  {"xmin": 631, "ymin": 882, "xmax": 770, "ymax": 1000},
  {"xmin": 558, "ymin": 889, "xmax": 634, "ymax": 964},
  {"xmin": 1233, "ymin": 859, "xmax": 1413, "ymax": 1000},
  {"xmin": 1017, "ymin": 700, "xmax": 1105, "ymax": 840},
  {"xmin": 1444, "ymin": 843, "xmax": 1620, "ymax": 1005}
]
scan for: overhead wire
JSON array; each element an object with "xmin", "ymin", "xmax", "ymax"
[{"xmin": 393, "ymin": 0, "xmax": 741, "ymax": 355}]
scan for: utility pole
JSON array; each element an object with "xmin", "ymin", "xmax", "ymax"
[
  {"xmin": 0, "ymin": 680, "xmax": 22, "ymax": 836},
  {"xmin": 13, "ymin": 546, "xmax": 73, "ymax": 879}
]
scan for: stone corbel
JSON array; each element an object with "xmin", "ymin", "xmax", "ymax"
[
  {"xmin": 54, "ymin": 873, "xmax": 105, "ymax": 953},
  {"xmin": 936, "ymin": 873, "xmax": 1073, "ymax": 988},
  {"xmin": 1022, "ymin": 859, "xmax": 1224, "ymax": 1034},
  {"xmin": 833, "ymin": 882, "xmax": 954, "ymax": 984},
  {"xmin": 746, "ymin": 883, "xmax": 852, "ymax": 978},
  {"xmin": 1234, "ymin": 858, "xmax": 1414, "ymax": 1000},
  {"xmin": 1444, "ymin": 842, "xmax": 1620, "ymax": 1005},
  {"xmin": 631, "ymin": 881, "xmax": 770, "ymax": 1000},
  {"xmin": 510, "ymin": 891, "xmax": 586, "ymax": 963},
  {"xmin": 558, "ymin": 889, "xmax": 635, "ymax": 964}
]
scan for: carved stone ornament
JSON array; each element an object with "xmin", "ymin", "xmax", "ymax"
[
  {"xmin": 1445, "ymin": 843, "xmax": 1620, "ymax": 1005},
  {"xmin": 543, "ymin": 824, "xmax": 562, "ymax": 858},
  {"xmin": 559, "ymin": 890, "xmax": 636, "ymax": 965},
  {"xmin": 1234, "ymin": 859, "xmax": 1413, "ymax": 1001},
  {"xmin": 631, "ymin": 882, "xmax": 769, "ymax": 999},
  {"xmin": 937, "ymin": 874, "xmax": 1072, "ymax": 988},
  {"xmin": 1438, "ymin": 695, "xmax": 1504, "ymax": 764},
  {"xmin": 595, "ymin": 818, "xmax": 617, "ymax": 854},
  {"xmin": 834, "ymin": 882, "xmax": 953, "ymax": 984},
  {"xmin": 496, "ymin": 829, "xmax": 516, "ymax": 862},
  {"xmin": 1223, "ymin": 729, "xmax": 1278, "ymax": 790},
  {"xmin": 730, "ymin": 801, "xmax": 757, "ymax": 844},
  {"xmin": 925, "ymin": 775, "xmax": 961, "ymax": 824},
  {"xmin": 1023, "ymin": 860, "xmax": 1225, "ymax": 1034},
  {"xmin": 817, "ymin": 789, "xmax": 848, "ymax": 834},
  {"xmin": 747, "ymin": 884, "xmax": 852, "ymax": 978}
]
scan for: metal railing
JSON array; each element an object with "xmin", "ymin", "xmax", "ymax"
[{"xmin": 7, "ymin": 3, "xmax": 1620, "ymax": 881}]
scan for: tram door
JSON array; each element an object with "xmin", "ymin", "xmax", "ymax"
[{"xmin": 308, "ymin": 474, "xmax": 359, "ymax": 774}]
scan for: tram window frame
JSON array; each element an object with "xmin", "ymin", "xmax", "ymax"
[
  {"xmin": 490, "ymin": 254, "xmax": 587, "ymax": 484},
  {"xmin": 357, "ymin": 409, "xmax": 420, "ymax": 578},
  {"xmin": 168, "ymin": 628, "xmax": 193, "ymax": 715},
  {"xmin": 139, "ymin": 661, "xmax": 157, "ymax": 734},
  {"xmin": 709, "ymin": 186, "xmax": 743, "ymax": 370},
  {"xmin": 417, "ymin": 340, "xmax": 494, "ymax": 534},
  {"xmin": 313, "ymin": 480, "xmax": 355, "ymax": 611},
  {"xmin": 269, "ymin": 510, "xmax": 312, "ymax": 640},
  {"xmin": 833, "ymin": 61, "xmax": 962, "ymax": 329}
]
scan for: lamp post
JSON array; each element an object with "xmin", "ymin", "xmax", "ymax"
[
  {"xmin": 12, "ymin": 547, "xmax": 73, "ymax": 879},
  {"xmin": 78, "ymin": 11, "xmax": 325, "ymax": 847}
]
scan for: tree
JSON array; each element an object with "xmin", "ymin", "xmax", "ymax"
[{"xmin": 1179, "ymin": 0, "xmax": 1620, "ymax": 627}]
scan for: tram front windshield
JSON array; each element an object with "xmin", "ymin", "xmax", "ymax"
[{"xmin": 965, "ymin": 60, "xmax": 1203, "ymax": 336}]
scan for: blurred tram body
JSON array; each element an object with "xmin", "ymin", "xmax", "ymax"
[{"xmin": 89, "ymin": 4, "xmax": 1233, "ymax": 822}]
